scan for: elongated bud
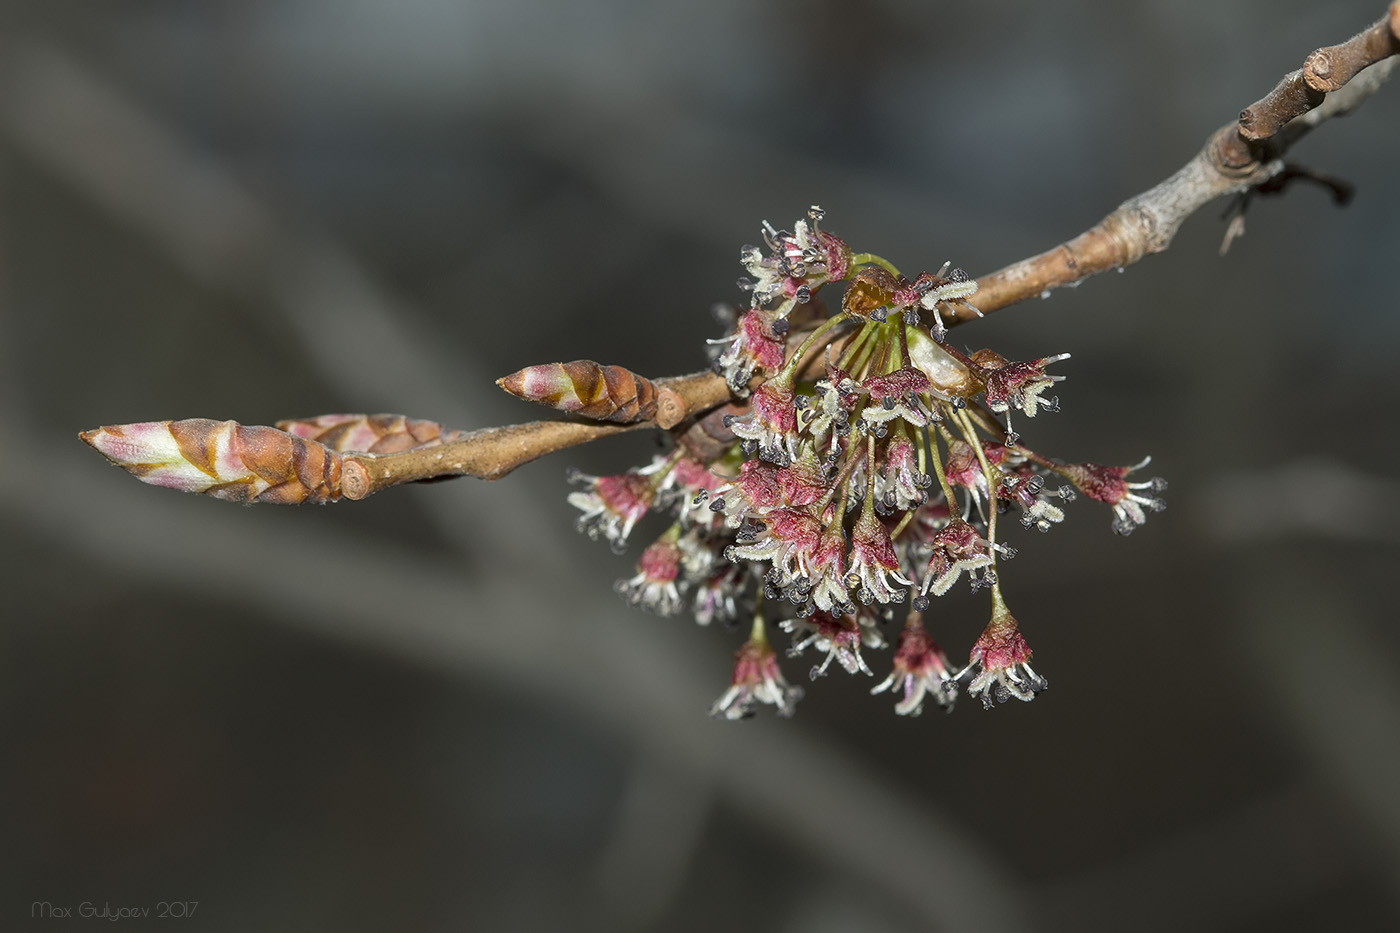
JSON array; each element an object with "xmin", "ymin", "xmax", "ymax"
[
  {"xmin": 276, "ymin": 413, "xmax": 465, "ymax": 454},
  {"xmin": 497, "ymin": 361, "xmax": 686, "ymax": 428},
  {"xmin": 80, "ymin": 419, "xmax": 342, "ymax": 504}
]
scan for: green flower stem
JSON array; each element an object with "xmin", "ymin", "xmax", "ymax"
[
  {"xmin": 850, "ymin": 252, "xmax": 902, "ymax": 278},
  {"xmin": 777, "ymin": 312, "xmax": 849, "ymax": 385}
]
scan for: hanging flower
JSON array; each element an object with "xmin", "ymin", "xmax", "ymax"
[
  {"xmin": 566, "ymin": 466, "xmax": 659, "ymax": 551},
  {"xmin": 725, "ymin": 382, "xmax": 800, "ymax": 466},
  {"xmin": 692, "ymin": 563, "xmax": 748, "ymax": 628},
  {"xmin": 871, "ymin": 613, "xmax": 956, "ymax": 715},
  {"xmin": 848, "ymin": 505, "xmax": 912, "ymax": 605},
  {"xmin": 711, "ymin": 623, "xmax": 803, "ymax": 719},
  {"xmin": 726, "ymin": 506, "xmax": 823, "ymax": 592},
  {"xmin": 974, "ymin": 350, "xmax": 1070, "ymax": 421},
  {"xmin": 708, "ymin": 308, "xmax": 788, "ymax": 395},
  {"xmin": 1056, "ymin": 458, "xmax": 1167, "ymax": 535},
  {"xmin": 915, "ymin": 517, "xmax": 1000, "ymax": 604},
  {"xmin": 877, "ymin": 433, "xmax": 932, "ymax": 513},
  {"xmin": 615, "ymin": 527, "xmax": 685, "ymax": 615},
  {"xmin": 738, "ymin": 207, "xmax": 852, "ymax": 312},
  {"xmin": 997, "ymin": 468, "xmax": 1068, "ymax": 533},
  {"xmin": 964, "ymin": 596, "xmax": 1048, "ymax": 709},
  {"xmin": 782, "ymin": 610, "xmax": 885, "ymax": 679}
]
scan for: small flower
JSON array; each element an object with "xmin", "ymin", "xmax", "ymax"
[
  {"xmin": 804, "ymin": 527, "xmax": 852, "ymax": 614},
  {"xmin": 706, "ymin": 458, "xmax": 784, "ymax": 528},
  {"xmin": 615, "ymin": 528, "xmax": 684, "ymax": 615},
  {"xmin": 567, "ymin": 466, "xmax": 659, "ymax": 551},
  {"xmin": 917, "ymin": 264, "xmax": 980, "ymax": 338},
  {"xmin": 711, "ymin": 624, "xmax": 803, "ymax": 719},
  {"xmin": 1057, "ymin": 457, "xmax": 1167, "ymax": 535},
  {"xmin": 708, "ymin": 308, "xmax": 788, "ymax": 395},
  {"xmin": 662, "ymin": 456, "xmax": 730, "ymax": 529},
  {"xmin": 915, "ymin": 517, "xmax": 1001, "ymax": 604},
  {"xmin": 726, "ymin": 506, "xmax": 823, "ymax": 591},
  {"xmin": 782, "ymin": 611, "xmax": 885, "ymax": 679},
  {"xmin": 974, "ymin": 349, "xmax": 1070, "ymax": 441},
  {"xmin": 877, "ymin": 434, "xmax": 932, "ymax": 513},
  {"xmin": 739, "ymin": 207, "xmax": 851, "ymax": 312},
  {"xmin": 848, "ymin": 506, "xmax": 912, "ymax": 605},
  {"xmin": 858, "ymin": 367, "xmax": 934, "ymax": 433},
  {"xmin": 798, "ymin": 367, "xmax": 859, "ymax": 452},
  {"xmin": 941, "ymin": 438, "xmax": 1011, "ymax": 518},
  {"xmin": 725, "ymin": 382, "xmax": 800, "ymax": 466},
  {"xmin": 692, "ymin": 563, "xmax": 748, "ymax": 627},
  {"xmin": 964, "ymin": 597, "xmax": 1047, "ymax": 709},
  {"xmin": 776, "ymin": 447, "xmax": 831, "ymax": 508},
  {"xmin": 997, "ymin": 468, "xmax": 1067, "ymax": 533},
  {"xmin": 871, "ymin": 612, "xmax": 956, "ymax": 715}
]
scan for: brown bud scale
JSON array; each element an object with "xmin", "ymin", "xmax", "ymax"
[
  {"xmin": 276, "ymin": 413, "xmax": 466, "ymax": 454},
  {"xmin": 497, "ymin": 361, "xmax": 663, "ymax": 424}
]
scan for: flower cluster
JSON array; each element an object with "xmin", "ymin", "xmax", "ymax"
[{"xmin": 563, "ymin": 207, "xmax": 1165, "ymax": 719}]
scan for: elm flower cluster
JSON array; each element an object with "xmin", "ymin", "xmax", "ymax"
[{"xmin": 562, "ymin": 207, "xmax": 1166, "ymax": 719}]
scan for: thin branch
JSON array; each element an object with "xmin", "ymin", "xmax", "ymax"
[
  {"xmin": 339, "ymin": 370, "xmax": 731, "ymax": 496},
  {"xmin": 949, "ymin": 4, "xmax": 1399, "ymax": 320},
  {"xmin": 333, "ymin": 5, "xmax": 1400, "ymax": 497}
]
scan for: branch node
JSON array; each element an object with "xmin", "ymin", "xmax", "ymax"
[
  {"xmin": 341, "ymin": 458, "xmax": 372, "ymax": 500},
  {"xmin": 1304, "ymin": 50, "xmax": 1336, "ymax": 92}
]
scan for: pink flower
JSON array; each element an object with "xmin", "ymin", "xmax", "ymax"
[
  {"xmin": 615, "ymin": 533, "xmax": 684, "ymax": 616},
  {"xmin": 660, "ymin": 456, "xmax": 730, "ymax": 529},
  {"xmin": 915, "ymin": 517, "xmax": 1001, "ymax": 604},
  {"xmin": 725, "ymin": 382, "xmax": 800, "ymax": 466},
  {"xmin": 848, "ymin": 508, "xmax": 912, "ymax": 605},
  {"xmin": 803, "ymin": 527, "xmax": 852, "ymax": 614},
  {"xmin": 974, "ymin": 349, "xmax": 1070, "ymax": 442},
  {"xmin": 708, "ymin": 308, "xmax": 788, "ymax": 394},
  {"xmin": 997, "ymin": 468, "xmax": 1068, "ymax": 533},
  {"xmin": 711, "ymin": 631, "xmax": 803, "ymax": 719},
  {"xmin": 878, "ymin": 434, "xmax": 932, "ymax": 513},
  {"xmin": 726, "ymin": 506, "xmax": 822, "ymax": 591},
  {"xmin": 692, "ymin": 564, "xmax": 748, "ymax": 628},
  {"xmin": 782, "ymin": 611, "xmax": 885, "ymax": 679},
  {"xmin": 917, "ymin": 264, "xmax": 980, "ymax": 338},
  {"xmin": 776, "ymin": 448, "xmax": 830, "ymax": 508},
  {"xmin": 942, "ymin": 439, "xmax": 1012, "ymax": 518},
  {"xmin": 567, "ymin": 467, "xmax": 658, "ymax": 551},
  {"xmin": 737, "ymin": 207, "xmax": 851, "ymax": 312},
  {"xmin": 871, "ymin": 613, "xmax": 956, "ymax": 715},
  {"xmin": 1057, "ymin": 457, "xmax": 1167, "ymax": 535},
  {"xmin": 964, "ymin": 600, "xmax": 1047, "ymax": 708}
]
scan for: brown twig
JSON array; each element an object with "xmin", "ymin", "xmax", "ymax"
[
  {"xmin": 340, "ymin": 4, "xmax": 1398, "ymax": 499},
  {"xmin": 947, "ymin": 4, "xmax": 1399, "ymax": 322},
  {"xmin": 339, "ymin": 370, "xmax": 732, "ymax": 497}
]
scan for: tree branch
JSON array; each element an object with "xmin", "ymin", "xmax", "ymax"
[{"xmin": 246, "ymin": 5, "xmax": 1400, "ymax": 498}]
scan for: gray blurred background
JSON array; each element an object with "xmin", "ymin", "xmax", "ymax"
[{"xmin": 2, "ymin": 1, "xmax": 1398, "ymax": 930}]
